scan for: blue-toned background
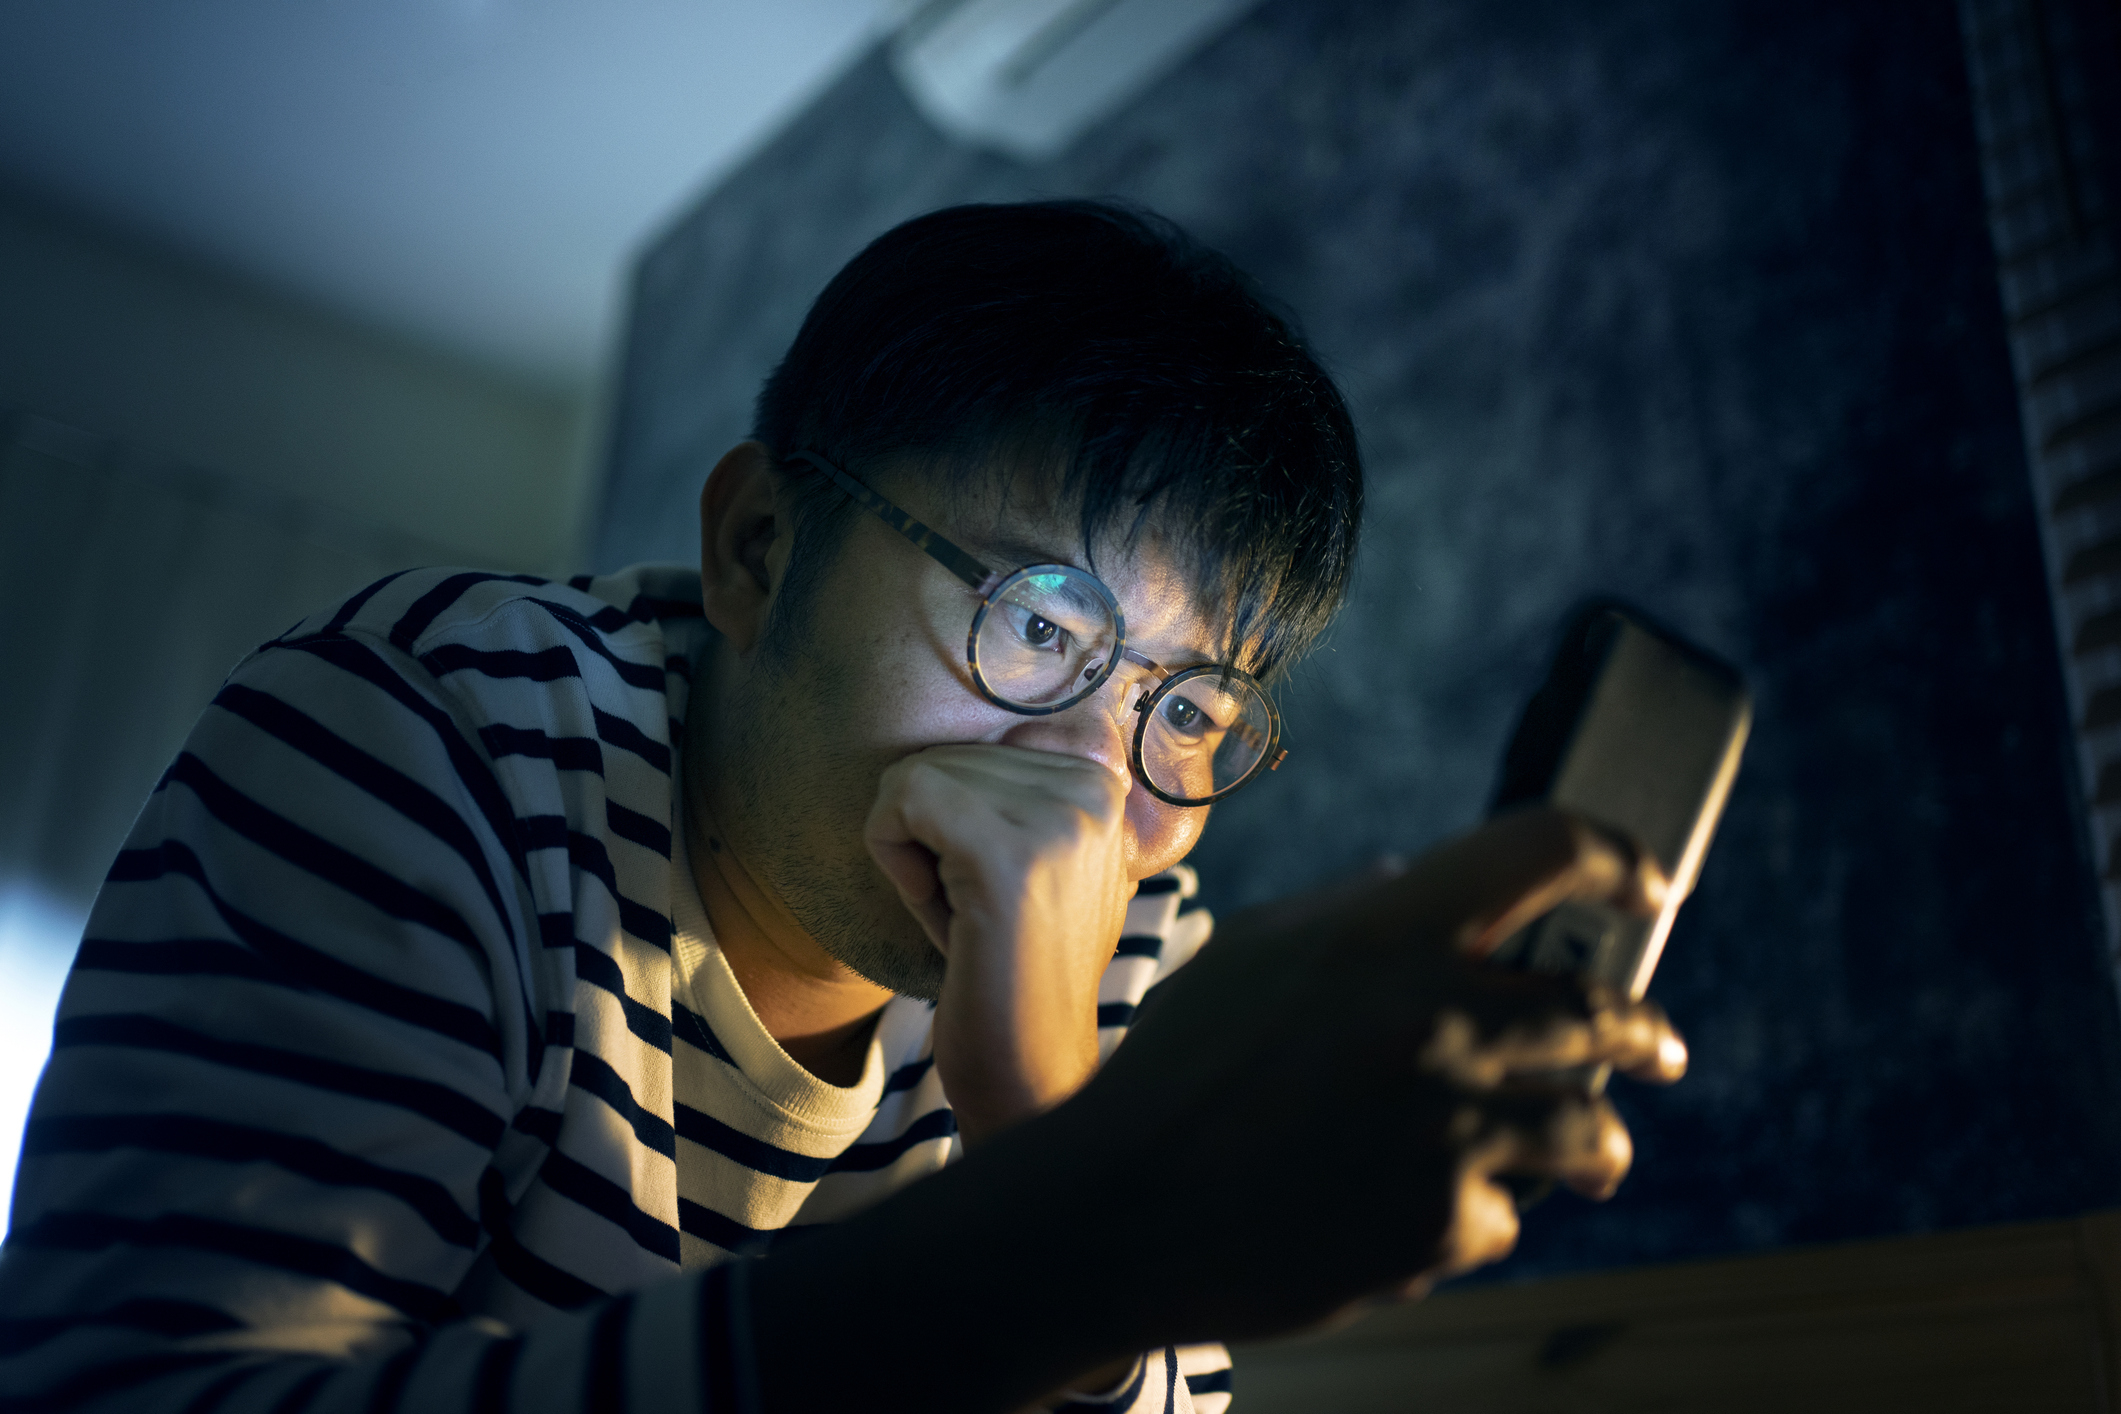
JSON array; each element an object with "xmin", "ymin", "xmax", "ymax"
[{"xmin": 593, "ymin": 0, "xmax": 2121, "ymax": 1276}]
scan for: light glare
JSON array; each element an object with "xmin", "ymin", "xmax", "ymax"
[{"xmin": 0, "ymin": 880, "xmax": 84, "ymax": 1234}]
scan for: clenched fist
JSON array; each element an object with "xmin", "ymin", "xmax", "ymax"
[{"xmin": 865, "ymin": 742, "xmax": 1137, "ymax": 1143}]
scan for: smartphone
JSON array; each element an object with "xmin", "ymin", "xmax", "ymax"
[{"xmin": 1487, "ymin": 603, "xmax": 1751, "ymax": 1091}]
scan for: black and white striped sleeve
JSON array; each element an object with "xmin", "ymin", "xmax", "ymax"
[{"xmin": 0, "ymin": 619, "xmax": 722, "ymax": 1412}]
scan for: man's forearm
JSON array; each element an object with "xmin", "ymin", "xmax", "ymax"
[{"xmin": 749, "ymin": 1096, "xmax": 1143, "ymax": 1413}]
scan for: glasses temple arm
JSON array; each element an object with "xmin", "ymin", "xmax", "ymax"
[{"xmin": 790, "ymin": 450, "xmax": 1000, "ymax": 594}]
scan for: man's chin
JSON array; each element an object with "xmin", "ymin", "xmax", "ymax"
[
  {"xmin": 830, "ymin": 930, "xmax": 947, "ymax": 1003},
  {"xmin": 787, "ymin": 880, "xmax": 948, "ymax": 1001},
  {"xmin": 760, "ymin": 845, "xmax": 948, "ymax": 999}
]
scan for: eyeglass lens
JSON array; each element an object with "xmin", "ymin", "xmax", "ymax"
[
  {"xmin": 1136, "ymin": 668, "xmax": 1276, "ymax": 803},
  {"xmin": 972, "ymin": 567, "xmax": 1124, "ymax": 709}
]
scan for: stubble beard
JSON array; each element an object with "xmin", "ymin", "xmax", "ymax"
[{"xmin": 719, "ymin": 646, "xmax": 950, "ymax": 1002}]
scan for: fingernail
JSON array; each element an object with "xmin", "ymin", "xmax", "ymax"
[{"xmin": 1658, "ymin": 1032, "xmax": 1689, "ymax": 1073}]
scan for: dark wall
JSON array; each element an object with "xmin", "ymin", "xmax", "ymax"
[{"xmin": 594, "ymin": 0, "xmax": 2121, "ymax": 1277}]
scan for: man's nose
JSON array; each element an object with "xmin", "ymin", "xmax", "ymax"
[{"xmin": 997, "ymin": 683, "xmax": 1135, "ymax": 783}]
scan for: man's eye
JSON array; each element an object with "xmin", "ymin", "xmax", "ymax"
[
  {"xmin": 1161, "ymin": 696, "xmax": 1202, "ymax": 732},
  {"xmin": 1022, "ymin": 613, "xmax": 1060, "ymax": 648}
]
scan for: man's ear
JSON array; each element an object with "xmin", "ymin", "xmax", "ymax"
[{"xmin": 698, "ymin": 441, "xmax": 791, "ymax": 655}]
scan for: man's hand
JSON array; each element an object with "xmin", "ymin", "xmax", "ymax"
[
  {"xmin": 865, "ymin": 743, "xmax": 1135, "ymax": 1143},
  {"xmin": 1052, "ymin": 805, "xmax": 1687, "ymax": 1339}
]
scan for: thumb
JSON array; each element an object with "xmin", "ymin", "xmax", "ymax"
[{"xmin": 1406, "ymin": 807, "xmax": 1667, "ymax": 960}]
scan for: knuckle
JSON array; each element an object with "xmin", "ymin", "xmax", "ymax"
[
  {"xmin": 1557, "ymin": 1097, "xmax": 1606, "ymax": 1153},
  {"xmin": 1056, "ymin": 798, "xmax": 1115, "ymax": 849},
  {"xmin": 1068, "ymin": 772, "xmax": 1126, "ymax": 820}
]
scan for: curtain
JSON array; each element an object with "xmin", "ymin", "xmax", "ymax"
[{"xmin": 0, "ymin": 407, "xmax": 473, "ymax": 1213}]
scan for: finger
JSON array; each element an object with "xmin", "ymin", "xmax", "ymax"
[
  {"xmin": 1429, "ymin": 1164, "xmax": 1523, "ymax": 1279},
  {"xmin": 1559, "ymin": 816, "xmax": 1672, "ymax": 918},
  {"xmin": 1420, "ymin": 985, "xmax": 1686, "ymax": 1089},
  {"xmin": 864, "ymin": 762, "xmax": 970, "ymax": 951},
  {"xmin": 1389, "ymin": 807, "xmax": 1669, "ymax": 960},
  {"xmin": 1479, "ymin": 990, "xmax": 1688, "ymax": 1084},
  {"xmin": 872, "ymin": 756, "xmax": 1018, "ymax": 871},
  {"xmin": 1459, "ymin": 813, "xmax": 1671, "ymax": 958},
  {"xmin": 1610, "ymin": 1002, "xmax": 1688, "ymax": 1084},
  {"xmin": 902, "ymin": 742, "xmax": 1128, "ymax": 815},
  {"xmin": 1471, "ymin": 1091, "xmax": 1635, "ymax": 1202},
  {"xmin": 866, "ymin": 836, "xmax": 953, "ymax": 951}
]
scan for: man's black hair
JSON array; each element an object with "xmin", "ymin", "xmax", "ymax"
[{"xmin": 752, "ymin": 199, "xmax": 1362, "ymax": 680}]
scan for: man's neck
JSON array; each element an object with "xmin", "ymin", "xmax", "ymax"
[{"xmin": 681, "ymin": 699, "xmax": 892, "ymax": 1088}]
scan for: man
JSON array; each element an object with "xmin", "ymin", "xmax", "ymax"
[{"xmin": 0, "ymin": 201, "xmax": 1684, "ymax": 1413}]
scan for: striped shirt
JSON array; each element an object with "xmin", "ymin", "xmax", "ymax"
[{"xmin": 0, "ymin": 565, "xmax": 1232, "ymax": 1413}]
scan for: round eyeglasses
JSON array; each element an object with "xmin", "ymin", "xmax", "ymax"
[{"xmin": 789, "ymin": 450, "xmax": 1287, "ymax": 806}]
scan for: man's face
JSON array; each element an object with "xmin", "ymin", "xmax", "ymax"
[{"xmin": 707, "ymin": 466, "xmax": 1225, "ymax": 999}]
